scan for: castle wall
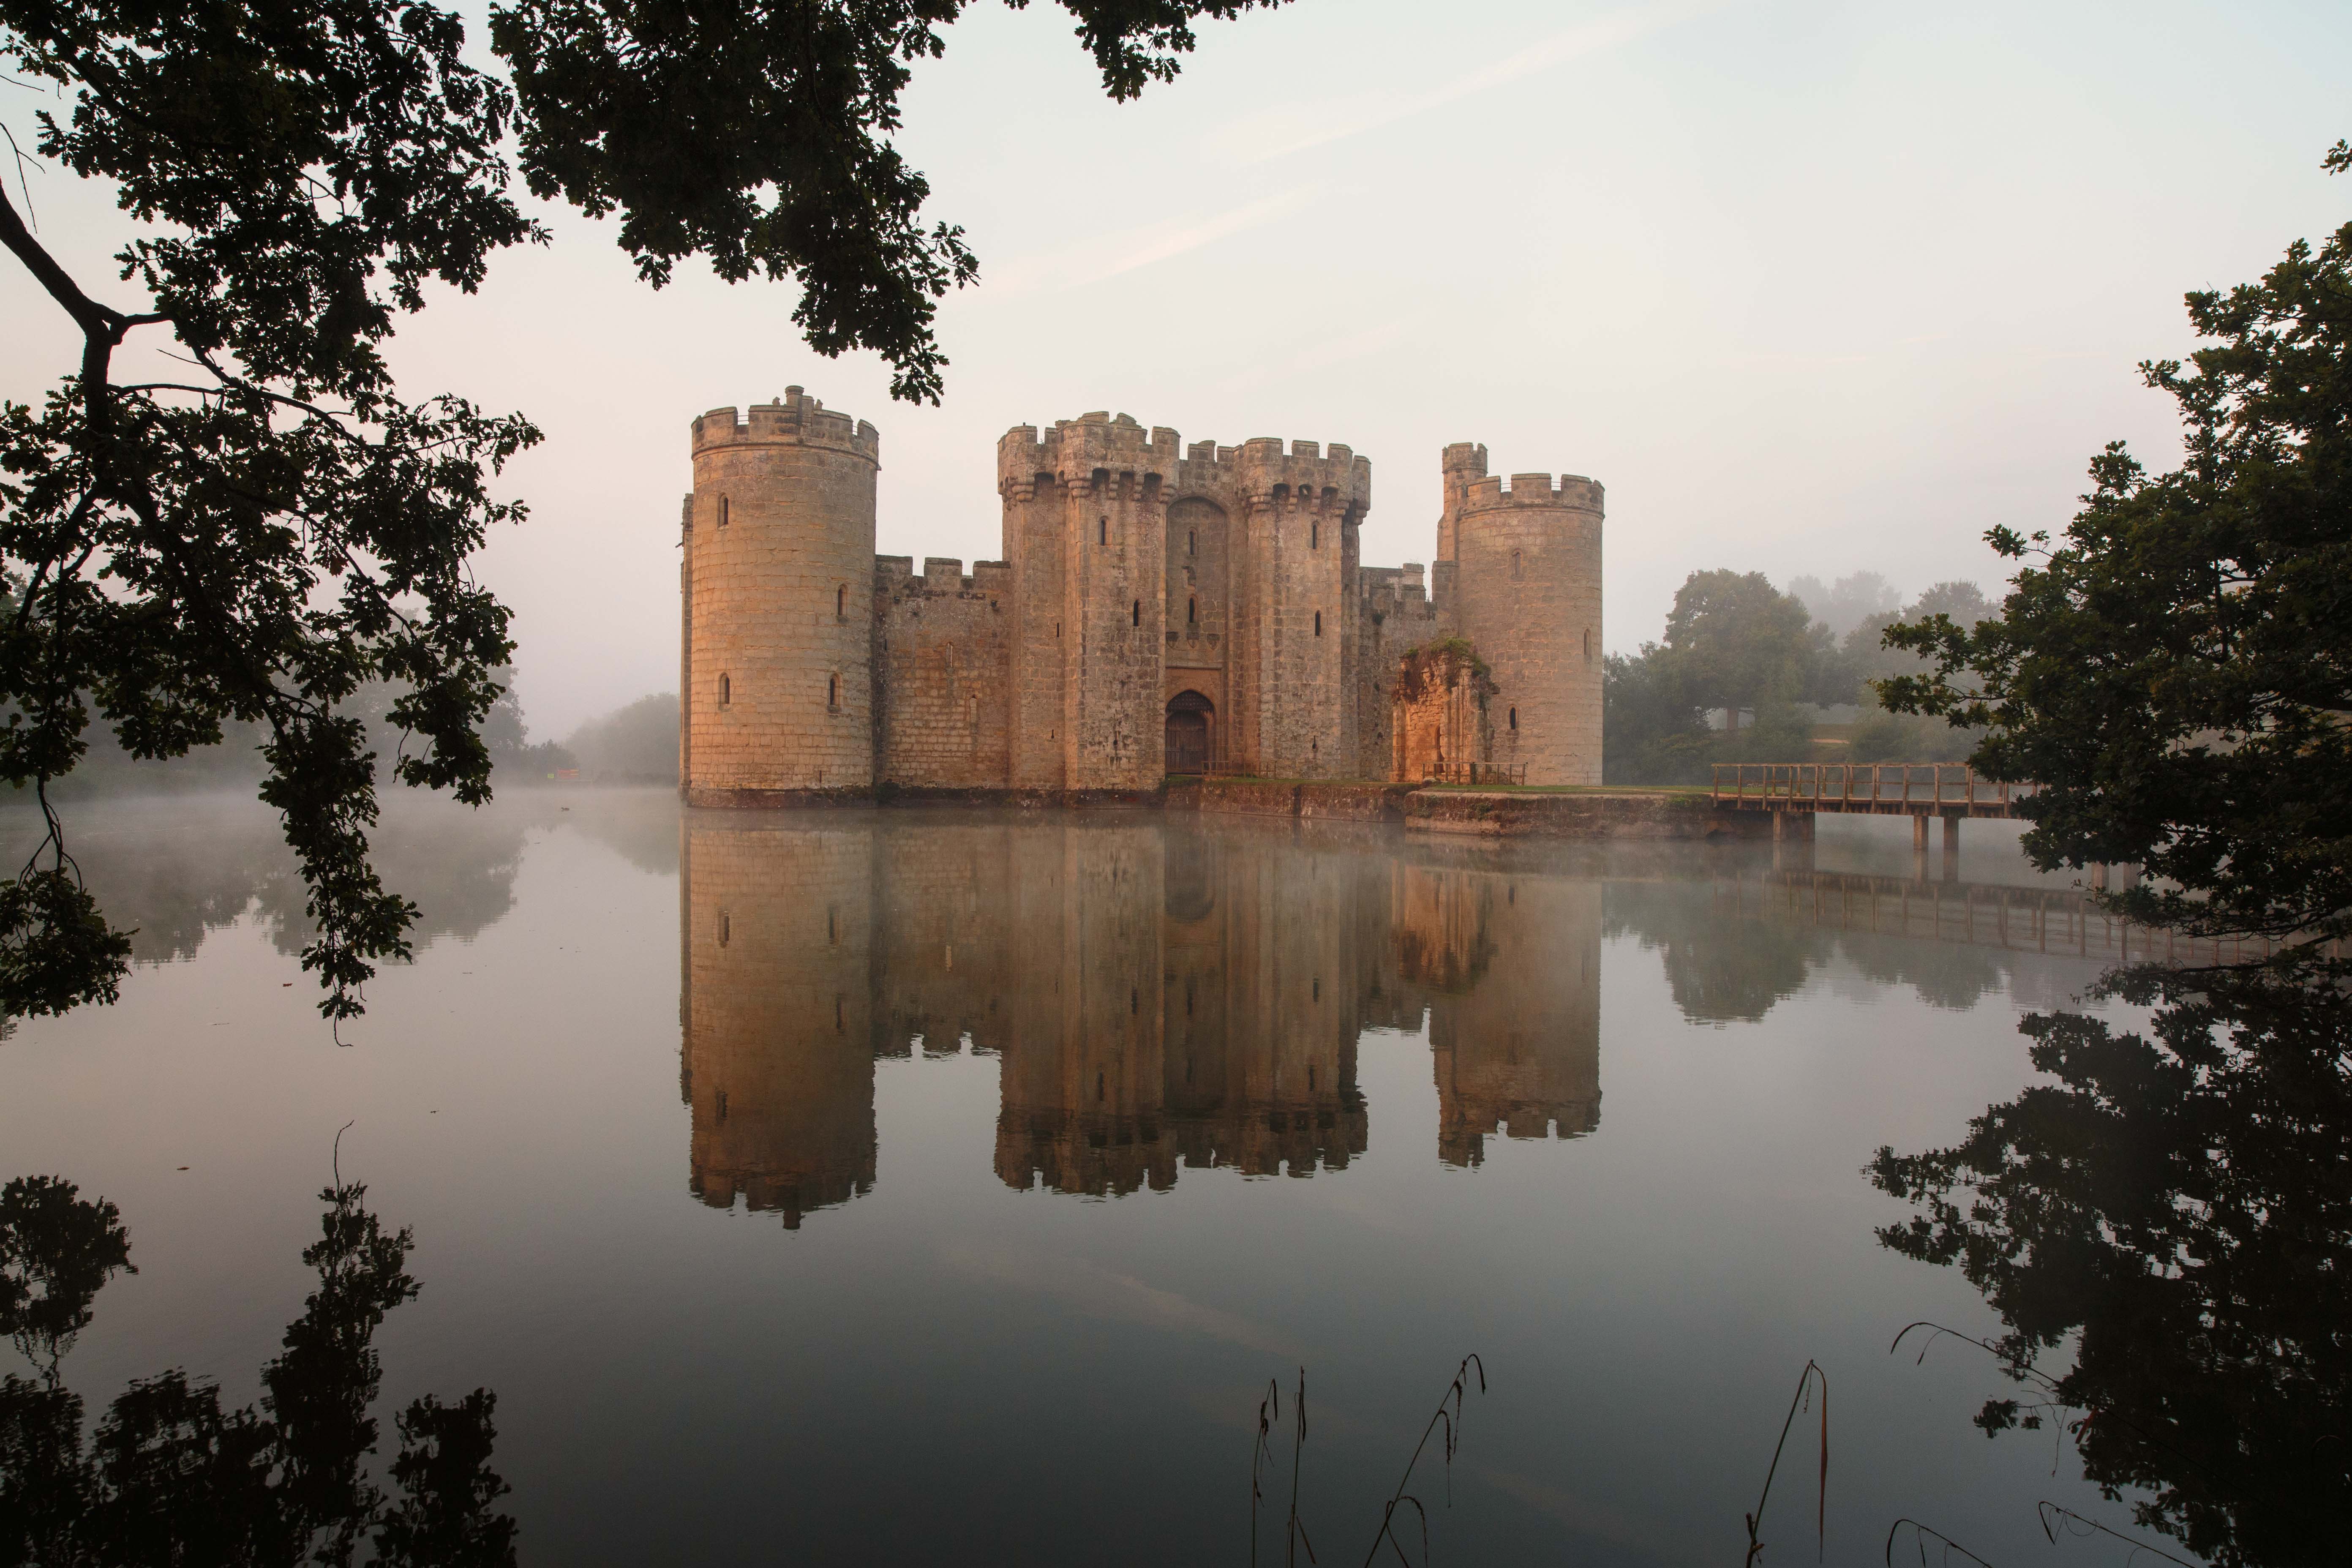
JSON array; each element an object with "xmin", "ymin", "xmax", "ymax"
[
  {"xmin": 1169, "ymin": 439, "xmax": 1370, "ymax": 779},
  {"xmin": 686, "ymin": 390, "xmax": 880, "ymax": 796},
  {"xmin": 1164, "ymin": 494, "xmax": 1232, "ymax": 754},
  {"xmin": 998, "ymin": 415, "xmax": 1180, "ymax": 791},
  {"xmin": 873, "ymin": 557, "xmax": 1012, "ymax": 788},
  {"xmin": 1453, "ymin": 472, "xmax": 1605, "ymax": 786}
]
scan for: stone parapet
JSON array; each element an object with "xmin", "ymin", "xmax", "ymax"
[{"xmin": 692, "ymin": 386, "xmax": 880, "ymax": 464}]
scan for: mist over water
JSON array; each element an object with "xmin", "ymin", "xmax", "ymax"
[{"xmin": 3, "ymin": 791, "xmax": 2164, "ymax": 1563}]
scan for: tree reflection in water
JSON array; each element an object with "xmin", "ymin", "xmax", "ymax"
[
  {"xmin": 1870, "ymin": 970, "xmax": 2352, "ymax": 1568},
  {"xmin": 0, "ymin": 1174, "xmax": 514, "ymax": 1566}
]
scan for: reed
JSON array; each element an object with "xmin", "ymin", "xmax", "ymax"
[{"xmin": 1744, "ymin": 1360, "xmax": 1828, "ymax": 1568}]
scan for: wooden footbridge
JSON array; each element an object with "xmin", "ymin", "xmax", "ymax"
[{"xmin": 1711, "ymin": 764, "xmax": 2032, "ymax": 852}]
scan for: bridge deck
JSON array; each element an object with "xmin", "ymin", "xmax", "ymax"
[{"xmin": 1711, "ymin": 763, "xmax": 2028, "ymax": 818}]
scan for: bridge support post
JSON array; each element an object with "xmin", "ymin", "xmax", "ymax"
[
  {"xmin": 1912, "ymin": 815, "xmax": 1930, "ymax": 853},
  {"xmin": 1941, "ymin": 814, "xmax": 1961, "ymax": 881}
]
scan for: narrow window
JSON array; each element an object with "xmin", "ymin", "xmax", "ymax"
[
  {"xmin": 827, "ymin": 672, "xmax": 840, "ymax": 708},
  {"xmin": 718, "ymin": 495, "xmax": 729, "ymax": 527},
  {"xmin": 716, "ymin": 1089, "xmax": 728, "ymax": 1122},
  {"xmin": 1314, "ymin": 610, "xmax": 1322, "ymax": 637},
  {"xmin": 1308, "ymin": 1065, "xmax": 1316, "ymax": 1090},
  {"xmin": 719, "ymin": 673, "xmax": 731, "ymax": 707},
  {"xmin": 1512, "ymin": 549, "xmax": 1523, "ymax": 579},
  {"xmin": 1311, "ymin": 520, "xmax": 1319, "ymax": 549},
  {"xmin": 1099, "ymin": 517, "xmax": 1108, "ymax": 545},
  {"xmin": 826, "ymin": 906, "xmax": 837, "ymax": 944},
  {"xmin": 1312, "ymin": 978, "xmax": 1320, "ymax": 1001},
  {"xmin": 1188, "ymin": 528, "xmax": 1197, "ymax": 556},
  {"xmin": 1188, "ymin": 597, "xmax": 1197, "ymax": 625},
  {"xmin": 1584, "ymin": 627, "xmax": 1593, "ymax": 658},
  {"xmin": 718, "ymin": 913, "xmax": 730, "ymax": 947},
  {"xmin": 1509, "ymin": 707, "xmax": 1518, "ymax": 731},
  {"xmin": 837, "ymin": 583, "xmax": 847, "ymax": 619},
  {"xmin": 1096, "ymin": 1070, "xmax": 1106, "ymax": 1104},
  {"xmin": 1131, "ymin": 600, "xmax": 1140, "ymax": 627},
  {"xmin": 834, "ymin": 994, "xmax": 845, "ymax": 1033},
  {"xmin": 1130, "ymin": 987, "xmax": 1138, "ymax": 1015},
  {"xmin": 1055, "ymin": 622, "xmax": 1061, "ymax": 640}
]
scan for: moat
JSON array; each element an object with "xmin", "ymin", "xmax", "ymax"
[{"xmin": 0, "ymin": 791, "xmax": 2163, "ymax": 1564}]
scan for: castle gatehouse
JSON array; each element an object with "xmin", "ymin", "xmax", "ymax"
[{"xmin": 679, "ymin": 390, "xmax": 1602, "ymax": 802}]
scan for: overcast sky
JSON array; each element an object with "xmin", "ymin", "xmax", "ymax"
[{"xmin": 5, "ymin": 0, "xmax": 2347, "ymax": 737}]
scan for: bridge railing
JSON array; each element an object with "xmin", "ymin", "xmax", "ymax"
[{"xmin": 1710, "ymin": 763, "xmax": 2029, "ymax": 810}]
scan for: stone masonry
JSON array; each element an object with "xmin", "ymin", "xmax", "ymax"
[{"xmin": 681, "ymin": 391, "xmax": 1603, "ymax": 798}]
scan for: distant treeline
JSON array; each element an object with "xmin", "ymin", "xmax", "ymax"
[
  {"xmin": 1603, "ymin": 569, "xmax": 1991, "ymax": 785},
  {"xmin": 15, "ymin": 679, "xmax": 681, "ymax": 801}
]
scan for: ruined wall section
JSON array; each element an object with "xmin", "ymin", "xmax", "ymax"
[
  {"xmin": 1453, "ymin": 472, "xmax": 1604, "ymax": 786},
  {"xmin": 1354, "ymin": 564, "xmax": 1442, "ymax": 781},
  {"xmin": 686, "ymin": 389, "xmax": 879, "ymax": 799},
  {"xmin": 1174, "ymin": 440, "xmax": 1369, "ymax": 779},
  {"xmin": 998, "ymin": 415, "xmax": 1179, "ymax": 790},
  {"xmin": 874, "ymin": 556, "xmax": 1011, "ymax": 788}
]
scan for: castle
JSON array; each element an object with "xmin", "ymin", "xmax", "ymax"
[{"xmin": 679, "ymin": 388, "xmax": 1603, "ymax": 799}]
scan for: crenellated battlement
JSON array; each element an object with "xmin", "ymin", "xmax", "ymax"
[
  {"xmin": 695, "ymin": 385, "xmax": 881, "ymax": 463},
  {"xmin": 1177, "ymin": 434, "xmax": 1372, "ymax": 514},
  {"xmin": 878, "ymin": 554, "xmax": 1014, "ymax": 599},
  {"xmin": 1457, "ymin": 472, "xmax": 1604, "ymax": 515},
  {"xmin": 996, "ymin": 411, "xmax": 1183, "ymax": 495}
]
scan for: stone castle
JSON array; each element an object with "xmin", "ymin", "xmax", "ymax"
[{"xmin": 679, "ymin": 388, "xmax": 1602, "ymax": 799}]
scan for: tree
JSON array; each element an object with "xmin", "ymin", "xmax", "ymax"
[
  {"xmin": 1787, "ymin": 569, "xmax": 1899, "ymax": 641},
  {"xmin": 1839, "ymin": 582, "xmax": 1992, "ymax": 762},
  {"xmin": 1883, "ymin": 144, "xmax": 2352, "ymax": 968},
  {"xmin": 1601, "ymin": 645, "xmax": 1707, "ymax": 784},
  {"xmin": 1660, "ymin": 568, "xmax": 1829, "ymax": 728},
  {"xmin": 0, "ymin": 0, "xmax": 1285, "ymax": 1020}
]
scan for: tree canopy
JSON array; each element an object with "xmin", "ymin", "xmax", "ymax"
[
  {"xmin": 1883, "ymin": 143, "xmax": 2352, "ymax": 967},
  {"xmin": 0, "ymin": 0, "xmax": 1286, "ymax": 1020}
]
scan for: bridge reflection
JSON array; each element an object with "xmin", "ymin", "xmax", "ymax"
[
  {"xmin": 1717, "ymin": 867, "xmax": 2280, "ymax": 968},
  {"xmin": 677, "ymin": 818, "xmax": 1603, "ymax": 1223}
]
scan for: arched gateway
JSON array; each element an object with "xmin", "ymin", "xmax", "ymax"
[{"xmin": 1165, "ymin": 691, "xmax": 1214, "ymax": 774}]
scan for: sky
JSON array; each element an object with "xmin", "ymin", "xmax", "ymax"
[{"xmin": 4, "ymin": 0, "xmax": 2348, "ymax": 737}]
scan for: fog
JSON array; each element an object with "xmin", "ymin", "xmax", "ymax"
[{"xmin": 4, "ymin": 0, "xmax": 2345, "ymax": 734}]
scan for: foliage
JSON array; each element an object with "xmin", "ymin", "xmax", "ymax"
[
  {"xmin": 1882, "ymin": 145, "xmax": 2352, "ymax": 965},
  {"xmin": 1870, "ymin": 968, "xmax": 2352, "ymax": 1568},
  {"xmin": 1788, "ymin": 570, "xmax": 1899, "ymax": 641},
  {"xmin": 0, "ymin": 1173, "xmax": 514, "ymax": 1565},
  {"xmin": 1662, "ymin": 569, "xmax": 1833, "ymax": 722},
  {"xmin": 563, "ymin": 692, "xmax": 679, "ymax": 783},
  {"xmin": 1601, "ymin": 645, "xmax": 1708, "ymax": 784},
  {"xmin": 0, "ymin": 0, "xmax": 1282, "ymax": 1020}
]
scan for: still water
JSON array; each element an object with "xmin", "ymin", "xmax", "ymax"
[{"xmin": 3, "ymin": 791, "xmax": 2164, "ymax": 1563}]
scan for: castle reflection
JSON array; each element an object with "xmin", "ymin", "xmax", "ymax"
[{"xmin": 678, "ymin": 817, "xmax": 1603, "ymax": 1222}]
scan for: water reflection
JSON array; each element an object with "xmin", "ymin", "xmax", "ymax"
[
  {"xmin": 1871, "ymin": 971, "xmax": 2352, "ymax": 1566},
  {"xmin": 679, "ymin": 818, "xmax": 1605, "ymax": 1217},
  {"xmin": 0, "ymin": 1174, "xmax": 515, "ymax": 1564}
]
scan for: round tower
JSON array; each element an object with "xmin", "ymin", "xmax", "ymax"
[
  {"xmin": 684, "ymin": 387, "xmax": 879, "ymax": 801},
  {"xmin": 1450, "ymin": 467, "xmax": 1604, "ymax": 786}
]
